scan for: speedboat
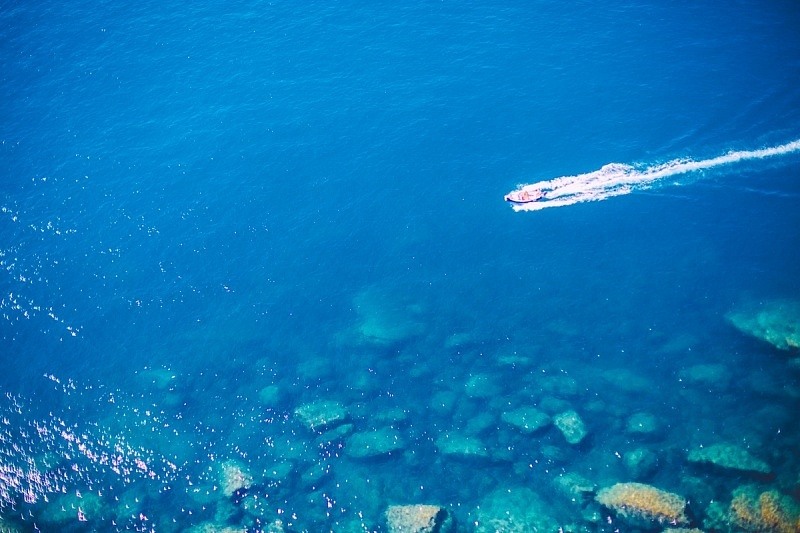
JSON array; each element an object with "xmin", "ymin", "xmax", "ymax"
[{"xmin": 504, "ymin": 188, "xmax": 544, "ymax": 204}]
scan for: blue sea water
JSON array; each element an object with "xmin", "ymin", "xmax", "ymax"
[{"xmin": 2, "ymin": 0, "xmax": 800, "ymax": 531}]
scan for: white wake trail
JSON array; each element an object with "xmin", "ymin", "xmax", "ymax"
[{"xmin": 506, "ymin": 139, "xmax": 800, "ymax": 211}]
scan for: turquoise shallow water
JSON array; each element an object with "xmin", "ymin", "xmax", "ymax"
[{"xmin": 2, "ymin": 1, "xmax": 800, "ymax": 531}]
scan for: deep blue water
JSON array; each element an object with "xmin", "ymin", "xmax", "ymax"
[{"xmin": 2, "ymin": 1, "xmax": 800, "ymax": 531}]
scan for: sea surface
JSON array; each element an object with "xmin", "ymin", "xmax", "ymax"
[{"xmin": 2, "ymin": 1, "xmax": 800, "ymax": 531}]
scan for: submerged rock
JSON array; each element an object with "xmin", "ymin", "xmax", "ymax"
[
  {"xmin": 333, "ymin": 517, "xmax": 379, "ymax": 533},
  {"xmin": 294, "ymin": 400, "xmax": 348, "ymax": 431},
  {"xmin": 0, "ymin": 517, "xmax": 22, "ymax": 533},
  {"xmin": 625, "ymin": 412, "xmax": 661, "ymax": 437},
  {"xmin": 501, "ymin": 406, "xmax": 551, "ymax": 434},
  {"xmin": 430, "ymin": 390, "xmax": 457, "ymax": 415},
  {"xmin": 497, "ymin": 353, "xmax": 534, "ymax": 367},
  {"xmin": 136, "ymin": 367, "xmax": 178, "ymax": 390},
  {"xmin": 351, "ymin": 286, "xmax": 425, "ymax": 346},
  {"xmin": 40, "ymin": 491, "xmax": 107, "ymax": 525},
  {"xmin": 595, "ymin": 482, "xmax": 689, "ymax": 527},
  {"xmin": 219, "ymin": 460, "xmax": 253, "ymax": 497},
  {"xmin": 729, "ymin": 485, "xmax": 800, "ymax": 532},
  {"xmin": 624, "ymin": 447, "xmax": 659, "ymax": 480},
  {"xmin": 687, "ymin": 443, "xmax": 771, "ymax": 475},
  {"xmin": 346, "ymin": 428, "xmax": 406, "ymax": 459},
  {"xmin": 263, "ymin": 520, "xmax": 286, "ymax": 533},
  {"xmin": 264, "ymin": 460, "xmax": 295, "ymax": 483},
  {"xmin": 385, "ymin": 504, "xmax": 453, "ymax": 533},
  {"xmin": 540, "ymin": 444, "xmax": 568, "ymax": 464},
  {"xmin": 470, "ymin": 487, "xmax": 558, "ymax": 533},
  {"xmin": 538, "ymin": 375, "xmax": 580, "ymax": 397},
  {"xmin": 553, "ymin": 410, "xmax": 588, "ymax": 445},
  {"xmin": 213, "ymin": 499, "xmax": 238, "ymax": 524},
  {"xmin": 464, "ymin": 373, "xmax": 502, "ymax": 398},
  {"xmin": 316, "ymin": 422, "xmax": 355, "ymax": 448},
  {"xmin": 552, "ymin": 472, "xmax": 596, "ymax": 502},
  {"xmin": 444, "ymin": 332, "xmax": 476, "ymax": 349},
  {"xmin": 300, "ymin": 461, "xmax": 332, "ymax": 488},
  {"xmin": 601, "ymin": 369, "xmax": 652, "ymax": 393},
  {"xmin": 727, "ymin": 299, "xmax": 800, "ymax": 351},
  {"xmin": 257, "ymin": 385, "xmax": 282, "ymax": 406},
  {"xmin": 679, "ymin": 363, "xmax": 732, "ymax": 387},
  {"xmin": 435, "ymin": 433, "xmax": 490, "ymax": 460},
  {"xmin": 537, "ymin": 395, "xmax": 572, "ymax": 415},
  {"xmin": 464, "ymin": 411, "xmax": 496, "ymax": 435},
  {"xmin": 372, "ymin": 407, "xmax": 410, "ymax": 426},
  {"xmin": 187, "ymin": 523, "xmax": 247, "ymax": 533}
]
